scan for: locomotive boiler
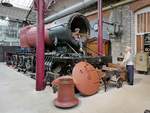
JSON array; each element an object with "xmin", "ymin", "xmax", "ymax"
[
  {"xmin": 18, "ymin": 13, "xmax": 112, "ymax": 83},
  {"xmin": 20, "ymin": 13, "xmax": 90, "ymax": 50}
]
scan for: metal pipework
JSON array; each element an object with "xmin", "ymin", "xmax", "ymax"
[{"xmin": 44, "ymin": 0, "xmax": 97, "ymax": 23}]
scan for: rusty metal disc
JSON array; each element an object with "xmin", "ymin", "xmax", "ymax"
[{"xmin": 72, "ymin": 62, "xmax": 100, "ymax": 96}]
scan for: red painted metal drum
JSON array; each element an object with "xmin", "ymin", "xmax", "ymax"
[{"xmin": 72, "ymin": 62, "xmax": 100, "ymax": 96}]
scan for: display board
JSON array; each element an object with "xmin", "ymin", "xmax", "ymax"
[{"xmin": 144, "ymin": 34, "xmax": 150, "ymax": 53}]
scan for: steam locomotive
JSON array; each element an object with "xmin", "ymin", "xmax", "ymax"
[{"xmin": 11, "ymin": 13, "xmax": 112, "ymax": 83}]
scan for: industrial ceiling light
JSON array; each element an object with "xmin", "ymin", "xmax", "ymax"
[{"xmin": 1, "ymin": 0, "xmax": 13, "ymax": 7}]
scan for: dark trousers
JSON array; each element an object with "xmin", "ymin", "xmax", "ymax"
[{"xmin": 126, "ymin": 65, "xmax": 134, "ymax": 85}]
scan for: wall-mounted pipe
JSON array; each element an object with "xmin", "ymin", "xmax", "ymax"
[
  {"xmin": 85, "ymin": 0, "xmax": 134, "ymax": 17},
  {"xmin": 44, "ymin": 0, "xmax": 97, "ymax": 23},
  {"xmin": 45, "ymin": 0, "xmax": 134, "ymax": 24}
]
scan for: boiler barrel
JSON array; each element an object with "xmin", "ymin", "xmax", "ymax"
[
  {"xmin": 20, "ymin": 13, "xmax": 90, "ymax": 48},
  {"xmin": 20, "ymin": 25, "xmax": 51, "ymax": 48}
]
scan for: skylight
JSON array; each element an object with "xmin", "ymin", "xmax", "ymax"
[
  {"xmin": 0, "ymin": 0, "xmax": 33, "ymax": 10},
  {"xmin": 12, "ymin": 0, "xmax": 33, "ymax": 10}
]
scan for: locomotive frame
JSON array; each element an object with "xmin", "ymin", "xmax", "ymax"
[{"xmin": 7, "ymin": 13, "xmax": 112, "ymax": 85}]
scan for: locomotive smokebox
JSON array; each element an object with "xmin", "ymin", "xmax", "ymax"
[{"xmin": 20, "ymin": 13, "xmax": 90, "ymax": 48}]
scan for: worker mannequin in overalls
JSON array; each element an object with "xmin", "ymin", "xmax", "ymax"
[
  {"xmin": 122, "ymin": 46, "xmax": 134, "ymax": 85},
  {"xmin": 72, "ymin": 28, "xmax": 84, "ymax": 53}
]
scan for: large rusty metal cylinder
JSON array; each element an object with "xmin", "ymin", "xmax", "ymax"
[
  {"xmin": 52, "ymin": 76, "xmax": 79, "ymax": 108},
  {"xmin": 19, "ymin": 13, "xmax": 90, "ymax": 48},
  {"xmin": 72, "ymin": 62, "xmax": 100, "ymax": 96}
]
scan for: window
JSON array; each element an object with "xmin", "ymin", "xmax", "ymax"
[
  {"xmin": 137, "ymin": 12, "xmax": 150, "ymax": 33},
  {"xmin": 0, "ymin": 0, "xmax": 33, "ymax": 10}
]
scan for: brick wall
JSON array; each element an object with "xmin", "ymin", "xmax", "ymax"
[
  {"xmin": 110, "ymin": 0, "xmax": 150, "ymax": 63},
  {"xmin": 86, "ymin": 10, "xmax": 111, "ymax": 39},
  {"xmin": 109, "ymin": 5, "xmax": 136, "ymax": 63},
  {"xmin": 86, "ymin": 10, "xmax": 111, "ymax": 21},
  {"xmin": 87, "ymin": 5, "xmax": 135, "ymax": 63},
  {"xmin": 130, "ymin": 0, "xmax": 150, "ymax": 12},
  {"xmin": 85, "ymin": 0, "xmax": 150, "ymax": 63},
  {"xmin": 85, "ymin": 5, "xmax": 136, "ymax": 63}
]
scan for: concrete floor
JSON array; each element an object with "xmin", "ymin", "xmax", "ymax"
[{"xmin": 0, "ymin": 63, "xmax": 150, "ymax": 113}]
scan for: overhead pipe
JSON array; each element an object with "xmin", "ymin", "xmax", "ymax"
[
  {"xmin": 44, "ymin": 0, "xmax": 97, "ymax": 23},
  {"xmin": 85, "ymin": 0, "xmax": 134, "ymax": 16}
]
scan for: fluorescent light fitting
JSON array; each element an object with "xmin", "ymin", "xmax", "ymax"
[{"xmin": 1, "ymin": 0, "xmax": 13, "ymax": 7}]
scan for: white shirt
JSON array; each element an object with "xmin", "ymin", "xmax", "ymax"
[{"xmin": 122, "ymin": 51, "xmax": 134, "ymax": 65}]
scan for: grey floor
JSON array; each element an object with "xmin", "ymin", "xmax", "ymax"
[{"xmin": 0, "ymin": 63, "xmax": 150, "ymax": 113}]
